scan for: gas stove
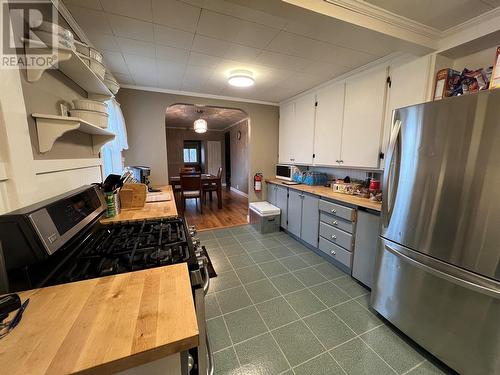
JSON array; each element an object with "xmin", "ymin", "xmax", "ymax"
[
  {"xmin": 0, "ymin": 185, "xmax": 206, "ymax": 292},
  {"xmin": 51, "ymin": 217, "xmax": 198, "ymax": 285}
]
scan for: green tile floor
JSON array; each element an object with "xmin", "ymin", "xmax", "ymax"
[{"xmin": 201, "ymin": 225, "xmax": 451, "ymax": 375}]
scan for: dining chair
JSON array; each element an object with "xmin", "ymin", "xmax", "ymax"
[
  {"xmin": 202, "ymin": 167, "xmax": 222, "ymax": 204},
  {"xmin": 180, "ymin": 173, "xmax": 203, "ymax": 213}
]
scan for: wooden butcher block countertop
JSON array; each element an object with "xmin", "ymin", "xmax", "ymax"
[
  {"xmin": 0, "ymin": 264, "xmax": 198, "ymax": 375},
  {"xmin": 101, "ymin": 185, "xmax": 178, "ymax": 224},
  {"xmin": 266, "ymin": 179, "xmax": 382, "ymax": 212}
]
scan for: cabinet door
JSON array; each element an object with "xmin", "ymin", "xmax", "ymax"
[
  {"xmin": 382, "ymin": 55, "xmax": 431, "ymax": 155},
  {"xmin": 314, "ymin": 82, "xmax": 344, "ymax": 165},
  {"xmin": 341, "ymin": 66, "xmax": 387, "ymax": 168},
  {"xmin": 278, "ymin": 101, "xmax": 295, "ymax": 164},
  {"xmin": 267, "ymin": 183, "xmax": 277, "ymax": 205},
  {"xmin": 301, "ymin": 193, "xmax": 319, "ymax": 247},
  {"xmin": 352, "ymin": 210, "xmax": 380, "ymax": 288},
  {"xmin": 289, "ymin": 93, "xmax": 316, "ymax": 164},
  {"xmin": 276, "ymin": 185, "xmax": 288, "ymax": 229},
  {"xmin": 287, "ymin": 189, "xmax": 302, "ymax": 237}
]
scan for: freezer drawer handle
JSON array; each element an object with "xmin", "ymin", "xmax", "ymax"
[{"xmin": 384, "ymin": 244, "xmax": 500, "ymax": 299}]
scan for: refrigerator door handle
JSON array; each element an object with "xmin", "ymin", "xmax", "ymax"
[
  {"xmin": 382, "ymin": 119, "xmax": 402, "ymax": 227},
  {"xmin": 383, "ymin": 243, "xmax": 500, "ymax": 299}
]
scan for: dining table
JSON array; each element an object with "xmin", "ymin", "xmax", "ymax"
[{"xmin": 169, "ymin": 174, "xmax": 223, "ymax": 209}]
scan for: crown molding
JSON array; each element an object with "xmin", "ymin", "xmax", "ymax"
[
  {"xmin": 120, "ymin": 85, "xmax": 279, "ymax": 107},
  {"xmin": 51, "ymin": 0, "xmax": 94, "ymax": 46},
  {"xmin": 283, "ymin": 0, "xmax": 439, "ymax": 49},
  {"xmin": 438, "ymin": 6, "xmax": 500, "ymax": 52},
  {"xmin": 324, "ymin": 0, "xmax": 441, "ymax": 39}
]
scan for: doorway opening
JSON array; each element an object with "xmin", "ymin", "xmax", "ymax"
[{"xmin": 165, "ymin": 104, "xmax": 249, "ymax": 230}]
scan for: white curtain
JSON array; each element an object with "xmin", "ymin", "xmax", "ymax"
[{"xmin": 102, "ymin": 98, "xmax": 128, "ymax": 177}]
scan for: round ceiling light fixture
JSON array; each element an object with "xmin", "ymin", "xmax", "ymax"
[{"xmin": 228, "ymin": 69, "xmax": 255, "ymax": 88}]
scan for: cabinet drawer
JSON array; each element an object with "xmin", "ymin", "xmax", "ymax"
[
  {"xmin": 320, "ymin": 212, "xmax": 353, "ymax": 234},
  {"xmin": 320, "ymin": 222, "xmax": 353, "ymax": 251},
  {"xmin": 318, "ymin": 237, "xmax": 352, "ymax": 269},
  {"xmin": 318, "ymin": 200, "xmax": 355, "ymax": 222}
]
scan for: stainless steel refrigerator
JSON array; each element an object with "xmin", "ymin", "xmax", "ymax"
[{"xmin": 372, "ymin": 89, "xmax": 500, "ymax": 375}]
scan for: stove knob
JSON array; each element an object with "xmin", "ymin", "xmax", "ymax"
[
  {"xmin": 188, "ymin": 225, "xmax": 197, "ymax": 236},
  {"xmin": 192, "ymin": 237, "xmax": 200, "ymax": 246}
]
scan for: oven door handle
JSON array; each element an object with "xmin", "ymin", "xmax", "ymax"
[
  {"xmin": 205, "ymin": 328, "xmax": 215, "ymax": 375},
  {"xmin": 198, "ymin": 255, "xmax": 210, "ymax": 295}
]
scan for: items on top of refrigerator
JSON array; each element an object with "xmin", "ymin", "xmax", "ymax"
[
  {"xmin": 433, "ymin": 68, "xmax": 461, "ymax": 100},
  {"xmin": 490, "ymin": 46, "xmax": 500, "ymax": 90},
  {"xmin": 433, "ymin": 46, "xmax": 499, "ymax": 100},
  {"xmin": 433, "ymin": 67, "xmax": 490, "ymax": 100}
]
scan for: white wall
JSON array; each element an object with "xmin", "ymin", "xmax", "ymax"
[{"xmin": 0, "ymin": 67, "xmax": 104, "ymax": 214}]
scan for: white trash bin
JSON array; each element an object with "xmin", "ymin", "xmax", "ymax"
[{"xmin": 249, "ymin": 201, "xmax": 280, "ymax": 234}]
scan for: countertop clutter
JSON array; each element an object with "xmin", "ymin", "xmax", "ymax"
[
  {"xmin": 0, "ymin": 264, "xmax": 198, "ymax": 375},
  {"xmin": 101, "ymin": 185, "xmax": 178, "ymax": 224},
  {"xmin": 266, "ymin": 179, "xmax": 382, "ymax": 212}
]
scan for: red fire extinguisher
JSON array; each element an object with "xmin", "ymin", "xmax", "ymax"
[{"xmin": 254, "ymin": 173, "xmax": 263, "ymax": 192}]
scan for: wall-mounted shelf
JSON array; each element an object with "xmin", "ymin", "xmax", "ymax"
[
  {"xmin": 24, "ymin": 39, "xmax": 113, "ymax": 99},
  {"xmin": 32, "ymin": 114, "xmax": 115, "ymax": 155}
]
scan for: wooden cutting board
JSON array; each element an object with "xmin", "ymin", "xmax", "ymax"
[{"xmin": 146, "ymin": 191, "xmax": 171, "ymax": 203}]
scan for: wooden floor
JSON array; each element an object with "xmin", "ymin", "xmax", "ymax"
[{"xmin": 177, "ymin": 188, "xmax": 249, "ymax": 230}]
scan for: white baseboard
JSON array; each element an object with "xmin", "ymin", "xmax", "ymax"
[{"xmin": 230, "ymin": 186, "xmax": 248, "ymax": 198}]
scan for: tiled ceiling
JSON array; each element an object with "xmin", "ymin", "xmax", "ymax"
[
  {"xmin": 363, "ymin": 0, "xmax": 500, "ymax": 30},
  {"xmin": 63, "ymin": 0, "xmax": 434, "ymax": 103},
  {"xmin": 166, "ymin": 104, "xmax": 247, "ymax": 130}
]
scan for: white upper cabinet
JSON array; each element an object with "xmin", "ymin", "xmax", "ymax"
[
  {"xmin": 341, "ymin": 65, "xmax": 388, "ymax": 168},
  {"xmin": 314, "ymin": 82, "xmax": 345, "ymax": 166},
  {"xmin": 279, "ymin": 101, "xmax": 295, "ymax": 164},
  {"xmin": 382, "ymin": 55, "xmax": 432, "ymax": 154},
  {"xmin": 279, "ymin": 92, "xmax": 315, "ymax": 164},
  {"xmin": 278, "ymin": 63, "xmax": 389, "ymax": 169}
]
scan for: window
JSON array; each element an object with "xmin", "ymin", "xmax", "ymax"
[
  {"xmin": 183, "ymin": 141, "xmax": 200, "ymax": 164},
  {"xmin": 102, "ymin": 99, "xmax": 128, "ymax": 177},
  {"xmin": 183, "ymin": 147, "xmax": 198, "ymax": 163}
]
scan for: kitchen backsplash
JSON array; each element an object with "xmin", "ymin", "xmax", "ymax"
[{"xmin": 303, "ymin": 166, "xmax": 382, "ymax": 184}]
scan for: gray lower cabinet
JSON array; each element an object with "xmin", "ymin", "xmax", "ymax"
[
  {"xmin": 267, "ymin": 183, "xmax": 277, "ymax": 206},
  {"xmin": 275, "ymin": 185, "xmax": 288, "ymax": 229},
  {"xmin": 287, "ymin": 189, "xmax": 302, "ymax": 237},
  {"xmin": 352, "ymin": 209, "xmax": 380, "ymax": 288},
  {"xmin": 287, "ymin": 189, "xmax": 319, "ymax": 247},
  {"xmin": 301, "ymin": 193, "xmax": 319, "ymax": 247}
]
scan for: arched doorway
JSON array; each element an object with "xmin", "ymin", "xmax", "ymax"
[{"xmin": 165, "ymin": 103, "xmax": 250, "ymax": 230}]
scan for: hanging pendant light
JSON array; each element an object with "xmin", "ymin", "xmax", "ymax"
[{"xmin": 194, "ymin": 110, "xmax": 207, "ymax": 133}]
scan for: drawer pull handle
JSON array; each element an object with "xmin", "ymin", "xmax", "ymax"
[
  {"xmin": 330, "ymin": 250, "xmax": 336, "ymax": 256},
  {"xmin": 331, "ymin": 235, "xmax": 337, "ymax": 240},
  {"xmin": 331, "ymin": 209, "xmax": 337, "ymax": 214},
  {"xmin": 332, "ymin": 221, "xmax": 338, "ymax": 226}
]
